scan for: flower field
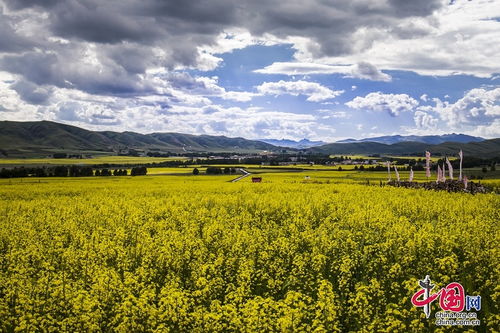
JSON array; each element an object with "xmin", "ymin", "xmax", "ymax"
[{"xmin": 0, "ymin": 175, "xmax": 498, "ymax": 332}]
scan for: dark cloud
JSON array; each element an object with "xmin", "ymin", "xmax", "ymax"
[
  {"xmin": 243, "ymin": 0, "xmax": 446, "ymax": 56},
  {"xmin": 2, "ymin": 0, "xmax": 60, "ymax": 10},
  {"xmin": 3, "ymin": 0, "xmax": 447, "ymax": 53},
  {"xmin": 165, "ymin": 72, "xmax": 207, "ymax": 90},
  {"xmin": 103, "ymin": 44, "xmax": 156, "ymax": 74},
  {"xmin": 0, "ymin": 48, "xmax": 157, "ymax": 96},
  {"xmin": 144, "ymin": 0, "xmax": 239, "ymax": 26},
  {"xmin": 0, "ymin": 12, "xmax": 36, "ymax": 52},
  {"xmin": 11, "ymin": 80, "xmax": 53, "ymax": 104},
  {"xmin": 387, "ymin": 0, "xmax": 444, "ymax": 17},
  {"xmin": 48, "ymin": 1, "xmax": 163, "ymax": 44},
  {"xmin": 354, "ymin": 62, "xmax": 392, "ymax": 82},
  {"xmin": 0, "ymin": 0, "xmax": 448, "ymax": 103},
  {"xmin": 0, "ymin": 52, "xmax": 63, "ymax": 86},
  {"xmin": 391, "ymin": 22, "xmax": 434, "ymax": 40}
]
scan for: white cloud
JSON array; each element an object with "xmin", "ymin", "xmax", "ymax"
[
  {"xmin": 316, "ymin": 109, "xmax": 350, "ymax": 120},
  {"xmin": 221, "ymin": 91, "xmax": 257, "ymax": 102},
  {"xmin": 163, "ymin": 73, "xmax": 257, "ymax": 102},
  {"xmin": 256, "ymin": 80, "xmax": 344, "ymax": 102},
  {"xmin": 468, "ymin": 118, "xmax": 500, "ymax": 138},
  {"xmin": 255, "ymin": 61, "xmax": 391, "ymax": 81},
  {"xmin": 345, "ymin": 92, "xmax": 419, "ymax": 116},
  {"xmin": 420, "ymin": 94, "xmax": 428, "ymax": 102},
  {"xmin": 0, "ymin": 71, "xmax": 40, "ymax": 118},
  {"xmin": 414, "ymin": 110, "xmax": 439, "ymax": 129},
  {"xmin": 141, "ymin": 105, "xmax": 323, "ymax": 140},
  {"xmin": 202, "ymin": 29, "xmax": 276, "ymax": 55},
  {"xmin": 434, "ymin": 87, "xmax": 500, "ymax": 127},
  {"xmin": 406, "ymin": 87, "xmax": 500, "ymax": 138},
  {"xmin": 255, "ymin": 62, "xmax": 351, "ymax": 75},
  {"xmin": 1, "ymin": 75, "xmax": 336, "ymax": 140}
]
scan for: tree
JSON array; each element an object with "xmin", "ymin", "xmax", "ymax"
[
  {"xmin": 69, "ymin": 166, "xmax": 80, "ymax": 177},
  {"xmin": 193, "ymin": 168, "xmax": 200, "ymax": 175},
  {"xmin": 131, "ymin": 166, "xmax": 147, "ymax": 176},
  {"xmin": 338, "ymin": 166, "xmax": 343, "ymax": 171},
  {"xmin": 206, "ymin": 167, "xmax": 222, "ymax": 175},
  {"xmin": 53, "ymin": 166, "xmax": 68, "ymax": 177},
  {"xmin": 482, "ymin": 167, "xmax": 488, "ymax": 173},
  {"xmin": 101, "ymin": 168, "xmax": 111, "ymax": 176}
]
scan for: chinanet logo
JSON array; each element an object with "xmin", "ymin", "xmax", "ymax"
[{"xmin": 411, "ymin": 275, "xmax": 481, "ymax": 326}]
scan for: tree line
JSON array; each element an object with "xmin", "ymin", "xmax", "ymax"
[
  {"xmin": 196, "ymin": 167, "xmax": 237, "ymax": 175},
  {"xmin": 0, "ymin": 166, "xmax": 148, "ymax": 178}
]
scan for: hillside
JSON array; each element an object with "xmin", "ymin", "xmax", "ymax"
[
  {"xmin": 0, "ymin": 121, "xmax": 280, "ymax": 156},
  {"xmin": 309, "ymin": 139, "xmax": 500, "ymax": 158}
]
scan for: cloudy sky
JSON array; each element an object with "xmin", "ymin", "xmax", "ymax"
[{"xmin": 0, "ymin": 0, "xmax": 499, "ymax": 141}]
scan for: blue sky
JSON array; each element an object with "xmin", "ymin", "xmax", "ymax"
[
  {"xmin": 196, "ymin": 44, "xmax": 498, "ymax": 140},
  {"xmin": 0, "ymin": 0, "xmax": 499, "ymax": 141}
]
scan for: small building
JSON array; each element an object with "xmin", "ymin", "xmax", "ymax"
[{"xmin": 252, "ymin": 177, "xmax": 262, "ymax": 183}]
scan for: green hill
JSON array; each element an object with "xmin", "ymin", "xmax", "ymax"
[
  {"xmin": 1, "ymin": 120, "xmax": 498, "ymax": 158},
  {"xmin": 0, "ymin": 120, "xmax": 279, "ymax": 156},
  {"xmin": 308, "ymin": 139, "xmax": 500, "ymax": 158}
]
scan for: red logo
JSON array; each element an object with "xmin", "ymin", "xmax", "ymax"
[{"xmin": 411, "ymin": 276, "xmax": 466, "ymax": 318}]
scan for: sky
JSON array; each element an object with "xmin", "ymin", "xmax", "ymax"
[{"xmin": 0, "ymin": 0, "xmax": 499, "ymax": 142}]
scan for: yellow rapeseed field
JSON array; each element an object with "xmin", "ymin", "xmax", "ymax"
[{"xmin": 0, "ymin": 175, "xmax": 498, "ymax": 332}]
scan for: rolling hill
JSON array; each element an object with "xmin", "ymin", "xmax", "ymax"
[
  {"xmin": 337, "ymin": 134, "xmax": 484, "ymax": 145},
  {"xmin": 308, "ymin": 139, "xmax": 500, "ymax": 157},
  {"xmin": 0, "ymin": 120, "xmax": 280, "ymax": 156},
  {"xmin": 1, "ymin": 120, "xmax": 498, "ymax": 158}
]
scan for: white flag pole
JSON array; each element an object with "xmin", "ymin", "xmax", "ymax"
[{"xmin": 458, "ymin": 150, "xmax": 463, "ymax": 181}]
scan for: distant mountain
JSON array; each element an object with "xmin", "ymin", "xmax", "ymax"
[
  {"xmin": 259, "ymin": 138, "xmax": 326, "ymax": 149},
  {"xmin": 337, "ymin": 134, "xmax": 484, "ymax": 145},
  {"xmin": 1, "ymin": 120, "xmax": 497, "ymax": 158},
  {"xmin": 0, "ymin": 120, "xmax": 280, "ymax": 156},
  {"xmin": 308, "ymin": 139, "xmax": 500, "ymax": 158}
]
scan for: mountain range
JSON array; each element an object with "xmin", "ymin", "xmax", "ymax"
[
  {"xmin": 0, "ymin": 120, "xmax": 499, "ymax": 158},
  {"xmin": 308, "ymin": 140, "xmax": 500, "ymax": 157},
  {"xmin": 0, "ymin": 120, "xmax": 278, "ymax": 156},
  {"xmin": 336, "ymin": 134, "xmax": 484, "ymax": 145},
  {"xmin": 258, "ymin": 138, "xmax": 326, "ymax": 149}
]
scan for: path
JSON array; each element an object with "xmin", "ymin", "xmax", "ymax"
[{"xmin": 230, "ymin": 168, "xmax": 251, "ymax": 182}]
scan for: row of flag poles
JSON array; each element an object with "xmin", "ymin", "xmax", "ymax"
[{"xmin": 387, "ymin": 150, "xmax": 468, "ymax": 187}]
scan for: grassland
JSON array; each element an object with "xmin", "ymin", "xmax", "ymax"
[{"xmin": 0, "ymin": 172, "xmax": 498, "ymax": 332}]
